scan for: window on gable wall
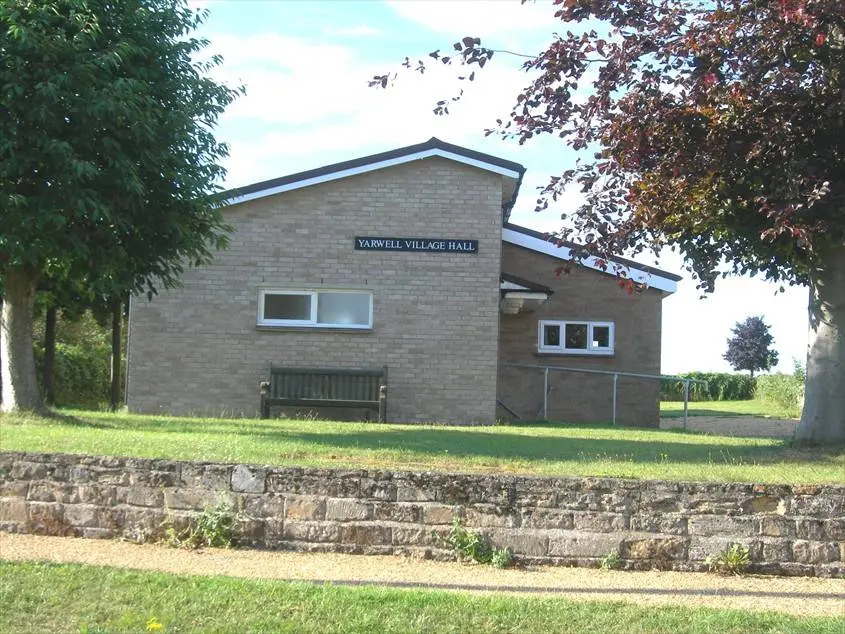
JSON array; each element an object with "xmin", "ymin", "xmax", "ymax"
[
  {"xmin": 258, "ymin": 290, "xmax": 373, "ymax": 329},
  {"xmin": 538, "ymin": 320, "xmax": 614, "ymax": 355}
]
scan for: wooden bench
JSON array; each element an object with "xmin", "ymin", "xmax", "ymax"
[{"xmin": 260, "ymin": 365, "xmax": 388, "ymax": 422}]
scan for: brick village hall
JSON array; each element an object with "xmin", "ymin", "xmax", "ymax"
[{"xmin": 126, "ymin": 138, "xmax": 680, "ymax": 425}]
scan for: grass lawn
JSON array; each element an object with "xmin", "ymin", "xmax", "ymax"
[
  {"xmin": 1, "ymin": 410, "xmax": 842, "ymax": 484},
  {"xmin": 661, "ymin": 400, "xmax": 799, "ymax": 420},
  {"xmin": 1, "ymin": 561, "xmax": 841, "ymax": 634}
]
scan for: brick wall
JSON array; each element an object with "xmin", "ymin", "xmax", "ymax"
[
  {"xmin": 2, "ymin": 452, "xmax": 842, "ymax": 577},
  {"xmin": 498, "ymin": 243, "xmax": 665, "ymax": 426},
  {"xmin": 127, "ymin": 158, "xmax": 503, "ymax": 423}
]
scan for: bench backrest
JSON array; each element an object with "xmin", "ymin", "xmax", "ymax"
[{"xmin": 268, "ymin": 366, "xmax": 387, "ymax": 402}]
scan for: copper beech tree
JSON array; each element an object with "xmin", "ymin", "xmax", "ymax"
[{"xmin": 372, "ymin": 0, "xmax": 844, "ymax": 442}]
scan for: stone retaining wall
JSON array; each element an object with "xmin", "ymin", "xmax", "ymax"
[{"xmin": 1, "ymin": 452, "xmax": 842, "ymax": 577}]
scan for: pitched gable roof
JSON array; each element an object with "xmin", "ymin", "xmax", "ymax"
[
  {"xmin": 503, "ymin": 223, "xmax": 681, "ymax": 294},
  {"xmin": 223, "ymin": 137, "xmax": 525, "ymax": 210}
]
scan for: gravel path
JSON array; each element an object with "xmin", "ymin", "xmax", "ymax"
[
  {"xmin": 660, "ymin": 416, "xmax": 799, "ymax": 438},
  {"xmin": 2, "ymin": 533, "xmax": 843, "ymax": 617}
]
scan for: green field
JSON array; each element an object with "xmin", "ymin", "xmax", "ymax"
[
  {"xmin": 2, "ymin": 410, "xmax": 842, "ymax": 483},
  {"xmin": 0, "ymin": 561, "xmax": 840, "ymax": 634},
  {"xmin": 660, "ymin": 400, "xmax": 799, "ymax": 420}
]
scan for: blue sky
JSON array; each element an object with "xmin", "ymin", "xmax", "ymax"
[{"xmin": 192, "ymin": 0, "xmax": 809, "ymax": 376}]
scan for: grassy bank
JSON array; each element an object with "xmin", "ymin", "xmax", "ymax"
[
  {"xmin": 660, "ymin": 400, "xmax": 799, "ymax": 420},
  {"xmin": 1, "ymin": 561, "xmax": 841, "ymax": 634},
  {"xmin": 2, "ymin": 410, "xmax": 842, "ymax": 483}
]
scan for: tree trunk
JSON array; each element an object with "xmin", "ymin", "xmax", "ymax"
[
  {"xmin": 0, "ymin": 266, "xmax": 42, "ymax": 412},
  {"xmin": 43, "ymin": 305, "xmax": 57, "ymax": 406},
  {"xmin": 110, "ymin": 298, "xmax": 122, "ymax": 412},
  {"xmin": 795, "ymin": 244, "xmax": 845, "ymax": 443}
]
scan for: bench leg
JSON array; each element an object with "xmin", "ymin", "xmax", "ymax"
[{"xmin": 378, "ymin": 386, "xmax": 387, "ymax": 423}]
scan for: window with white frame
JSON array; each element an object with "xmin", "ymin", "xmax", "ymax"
[
  {"xmin": 258, "ymin": 290, "xmax": 373, "ymax": 329},
  {"xmin": 538, "ymin": 320, "xmax": 614, "ymax": 355}
]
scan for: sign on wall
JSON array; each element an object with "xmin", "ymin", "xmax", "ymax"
[{"xmin": 354, "ymin": 236, "xmax": 478, "ymax": 254}]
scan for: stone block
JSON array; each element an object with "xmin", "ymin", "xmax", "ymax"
[
  {"xmin": 25, "ymin": 482, "xmax": 79, "ymax": 504},
  {"xmin": 422, "ymin": 505, "xmax": 455, "ymax": 525},
  {"xmin": 630, "ymin": 514, "xmax": 687, "ymax": 535},
  {"xmin": 488, "ymin": 529, "xmax": 548, "ymax": 557},
  {"xmin": 824, "ymin": 519, "xmax": 845, "ymax": 541},
  {"xmin": 792, "ymin": 540, "xmax": 840, "ymax": 564},
  {"xmin": 373, "ymin": 502, "xmax": 422, "ymax": 523},
  {"xmin": 326, "ymin": 499, "xmax": 372, "ymax": 522},
  {"xmin": 163, "ymin": 488, "xmax": 225, "ymax": 511},
  {"xmin": 688, "ymin": 536, "xmax": 758, "ymax": 563},
  {"xmin": 741, "ymin": 495, "xmax": 785, "ymax": 514},
  {"xmin": 520, "ymin": 508, "xmax": 573, "ymax": 530},
  {"xmin": 339, "ymin": 523, "xmax": 392, "ymax": 547},
  {"xmin": 464, "ymin": 505, "xmax": 516, "ymax": 529},
  {"xmin": 572, "ymin": 511, "xmax": 629, "ymax": 532},
  {"xmin": 181, "ymin": 464, "xmax": 231, "ymax": 490},
  {"xmin": 688, "ymin": 515, "xmax": 755, "ymax": 537},
  {"xmin": 125, "ymin": 487, "xmax": 164, "ymax": 508},
  {"xmin": 232, "ymin": 465, "xmax": 266, "ymax": 494},
  {"xmin": 620, "ymin": 537, "xmax": 687, "ymax": 561},
  {"xmin": 760, "ymin": 538, "xmax": 792, "ymax": 562},
  {"xmin": 794, "ymin": 519, "xmax": 825, "ymax": 541},
  {"xmin": 243, "ymin": 494, "xmax": 286, "ymax": 519},
  {"xmin": 285, "ymin": 496, "xmax": 326, "ymax": 521},
  {"xmin": 359, "ymin": 478, "xmax": 397, "ymax": 501},
  {"xmin": 64, "ymin": 504, "xmax": 100, "ymax": 528},
  {"xmin": 283, "ymin": 520, "xmax": 341, "ymax": 543},
  {"xmin": 0, "ymin": 480, "xmax": 28, "ymax": 497},
  {"xmin": 547, "ymin": 532, "xmax": 621, "ymax": 558},
  {"xmin": 758, "ymin": 517, "xmax": 793, "ymax": 537},
  {"xmin": 392, "ymin": 526, "xmax": 427, "ymax": 546},
  {"xmin": 0, "ymin": 498, "xmax": 28, "ymax": 523},
  {"xmin": 27, "ymin": 502, "xmax": 71, "ymax": 535}
]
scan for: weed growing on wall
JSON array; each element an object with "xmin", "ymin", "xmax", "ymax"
[
  {"xmin": 600, "ymin": 551, "xmax": 621, "ymax": 571},
  {"xmin": 706, "ymin": 543, "xmax": 751, "ymax": 575},
  {"xmin": 163, "ymin": 500, "xmax": 240, "ymax": 549},
  {"xmin": 440, "ymin": 520, "xmax": 512, "ymax": 568}
]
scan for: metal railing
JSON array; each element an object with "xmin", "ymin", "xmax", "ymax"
[{"xmin": 502, "ymin": 363, "xmax": 708, "ymax": 429}]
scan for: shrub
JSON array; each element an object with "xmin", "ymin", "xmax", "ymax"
[
  {"xmin": 756, "ymin": 373, "xmax": 804, "ymax": 418},
  {"xmin": 599, "ymin": 551, "xmax": 621, "ymax": 570},
  {"xmin": 706, "ymin": 543, "xmax": 751, "ymax": 575},
  {"xmin": 34, "ymin": 342, "xmax": 111, "ymax": 409},
  {"xmin": 440, "ymin": 520, "xmax": 512, "ymax": 568},
  {"xmin": 164, "ymin": 500, "xmax": 240, "ymax": 549},
  {"xmin": 660, "ymin": 372, "xmax": 756, "ymax": 401}
]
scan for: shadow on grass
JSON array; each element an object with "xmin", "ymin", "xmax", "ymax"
[
  {"xmin": 660, "ymin": 409, "xmax": 759, "ymax": 418},
  {"xmin": 29, "ymin": 411, "xmax": 843, "ymax": 468}
]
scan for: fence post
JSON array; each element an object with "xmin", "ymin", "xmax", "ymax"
[
  {"xmin": 612, "ymin": 373, "xmax": 618, "ymax": 426},
  {"xmin": 683, "ymin": 380, "xmax": 690, "ymax": 430},
  {"xmin": 543, "ymin": 367, "xmax": 549, "ymax": 421}
]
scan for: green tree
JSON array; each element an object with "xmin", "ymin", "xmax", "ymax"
[
  {"xmin": 0, "ymin": 0, "xmax": 239, "ymax": 411},
  {"xmin": 374, "ymin": 0, "xmax": 845, "ymax": 442},
  {"xmin": 723, "ymin": 316, "xmax": 779, "ymax": 378}
]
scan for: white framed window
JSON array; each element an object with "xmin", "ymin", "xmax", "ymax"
[
  {"xmin": 258, "ymin": 289, "xmax": 373, "ymax": 329},
  {"xmin": 538, "ymin": 320, "xmax": 614, "ymax": 355}
]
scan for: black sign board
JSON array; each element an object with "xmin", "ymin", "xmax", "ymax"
[{"xmin": 354, "ymin": 237, "xmax": 478, "ymax": 254}]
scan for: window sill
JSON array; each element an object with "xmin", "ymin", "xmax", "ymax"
[
  {"xmin": 535, "ymin": 351, "xmax": 615, "ymax": 358},
  {"xmin": 256, "ymin": 325, "xmax": 373, "ymax": 334}
]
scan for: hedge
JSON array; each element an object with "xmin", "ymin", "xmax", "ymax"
[
  {"xmin": 660, "ymin": 372, "xmax": 756, "ymax": 401},
  {"xmin": 756, "ymin": 373, "xmax": 804, "ymax": 417},
  {"xmin": 34, "ymin": 342, "xmax": 112, "ymax": 409}
]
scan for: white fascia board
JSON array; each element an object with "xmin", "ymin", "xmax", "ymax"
[
  {"xmin": 502, "ymin": 227, "xmax": 678, "ymax": 294},
  {"xmin": 502, "ymin": 291, "xmax": 550, "ymax": 301},
  {"xmin": 225, "ymin": 149, "xmax": 522, "ymax": 207},
  {"xmin": 501, "ymin": 281, "xmax": 531, "ymax": 291}
]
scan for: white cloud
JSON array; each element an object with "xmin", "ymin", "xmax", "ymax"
[
  {"xmin": 207, "ymin": 29, "xmax": 536, "ymax": 187},
  {"xmin": 325, "ymin": 24, "xmax": 383, "ymax": 38},
  {"xmin": 385, "ymin": 0, "xmax": 558, "ymax": 39}
]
